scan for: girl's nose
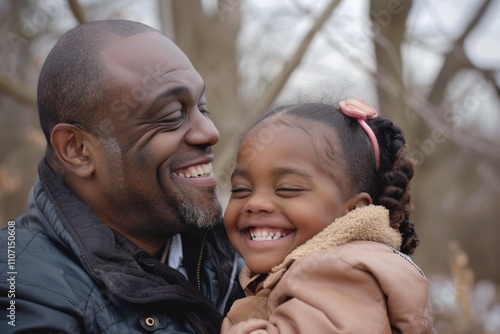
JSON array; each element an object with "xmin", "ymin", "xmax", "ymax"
[{"xmin": 243, "ymin": 192, "xmax": 276, "ymax": 214}]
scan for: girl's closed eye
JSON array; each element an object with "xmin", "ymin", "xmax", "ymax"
[
  {"xmin": 276, "ymin": 186, "xmax": 302, "ymax": 191},
  {"xmin": 231, "ymin": 187, "xmax": 251, "ymax": 193},
  {"xmin": 230, "ymin": 185, "xmax": 252, "ymax": 198},
  {"xmin": 276, "ymin": 185, "xmax": 307, "ymax": 197}
]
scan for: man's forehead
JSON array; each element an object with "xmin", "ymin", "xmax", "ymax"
[
  {"xmin": 103, "ymin": 31, "xmax": 179, "ymax": 57},
  {"xmin": 101, "ymin": 31, "xmax": 193, "ymax": 77}
]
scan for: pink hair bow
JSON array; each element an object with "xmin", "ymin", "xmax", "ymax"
[{"xmin": 338, "ymin": 99, "xmax": 380, "ymax": 170}]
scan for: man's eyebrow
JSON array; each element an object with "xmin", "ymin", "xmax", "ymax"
[
  {"xmin": 149, "ymin": 83, "xmax": 207, "ymax": 110},
  {"xmin": 149, "ymin": 86, "xmax": 190, "ymax": 110}
]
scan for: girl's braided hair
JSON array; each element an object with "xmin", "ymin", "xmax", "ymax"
[
  {"xmin": 367, "ymin": 117, "xmax": 419, "ymax": 255},
  {"xmin": 260, "ymin": 102, "xmax": 419, "ymax": 255}
]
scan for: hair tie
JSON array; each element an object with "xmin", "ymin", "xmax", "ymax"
[{"xmin": 338, "ymin": 99, "xmax": 380, "ymax": 171}]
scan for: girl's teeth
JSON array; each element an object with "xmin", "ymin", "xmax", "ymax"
[{"xmin": 250, "ymin": 231, "xmax": 288, "ymax": 241}]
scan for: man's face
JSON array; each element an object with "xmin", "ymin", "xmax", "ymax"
[{"xmin": 92, "ymin": 32, "xmax": 222, "ymax": 244}]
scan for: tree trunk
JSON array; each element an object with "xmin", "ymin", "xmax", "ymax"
[{"xmin": 370, "ymin": 0, "xmax": 500, "ymax": 282}]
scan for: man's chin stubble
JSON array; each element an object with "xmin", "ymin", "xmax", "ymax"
[{"xmin": 179, "ymin": 199, "xmax": 222, "ymax": 229}]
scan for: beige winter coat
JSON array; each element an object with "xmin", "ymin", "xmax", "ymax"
[{"xmin": 221, "ymin": 205, "xmax": 435, "ymax": 334}]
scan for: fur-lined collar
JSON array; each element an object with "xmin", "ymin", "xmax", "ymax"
[{"xmin": 261, "ymin": 205, "xmax": 402, "ymax": 289}]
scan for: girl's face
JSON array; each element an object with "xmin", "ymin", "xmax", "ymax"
[{"xmin": 224, "ymin": 120, "xmax": 358, "ymax": 274}]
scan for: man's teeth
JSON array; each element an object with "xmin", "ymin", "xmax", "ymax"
[
  {"xmin": 250, "ymin": 229, "xmax": 289, "ymax": 241},
  {"xmin": 173, "ymin": 163, "xmax": 213, "ymax": 179}
]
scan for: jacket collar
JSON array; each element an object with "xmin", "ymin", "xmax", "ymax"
[
  {"xmin": 35, "ymin": 158, "xmax": 215, "ymax": 308},
  {"xmin": 240, "ymin": 205, "xmax": 402, "ymax": 291}
]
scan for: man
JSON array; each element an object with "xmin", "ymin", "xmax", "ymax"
[{"xmin": 0, "ymin": 20, "xmax": 243, "ymax": 333}]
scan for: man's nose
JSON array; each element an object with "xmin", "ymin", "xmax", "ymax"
[{"xmin": 185, "ymin": 110, "xmax": 220, "ymax": 147}]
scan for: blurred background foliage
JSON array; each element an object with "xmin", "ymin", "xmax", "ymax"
[{"xmin": 1, "ymin": 0, "xmax": 499, "ymax": 332}]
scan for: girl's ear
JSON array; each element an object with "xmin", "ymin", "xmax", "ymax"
[
  {"xmin": 50, "ymin": 123, "xmax": 96, "ymax": 179},
  {"xmin": 345, "ymin": 192, "xmax": 372, "ymax": 211}
]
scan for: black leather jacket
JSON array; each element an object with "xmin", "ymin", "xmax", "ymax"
[{"xmin": 0, "ymin": 159, "xmax": 243, "ymax": 333}]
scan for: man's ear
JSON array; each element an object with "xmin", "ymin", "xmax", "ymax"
[
  {"xmin": 344, "ymin": 192, "xmax": 372, "ymax": 211},
  {"xmin": 50, "ymin": 123, "xmax": 96, "ymax": 179}
]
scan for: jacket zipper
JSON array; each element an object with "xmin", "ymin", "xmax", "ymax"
[
  {"xmin": 389, "ymin": 246, "xmax": 426, "ymax": 277},
  {"xmin": 185, "ymin": 311, "xmax": 209, "ymax": 334},
  {"xmin": 196, "ymin": 229, "xmax": 209, "ymax": 290},
  {"xmin": 218, "ymin": 253, "xmax": 239, "ymax": 314},
  {"xmin": 187, "ymin": 230, "xmax": 210, "ymax": 334}
]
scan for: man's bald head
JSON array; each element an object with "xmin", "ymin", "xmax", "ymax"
[{"xmin": 37, "ymin": 20, "xmax": 158, "ymax": 145}]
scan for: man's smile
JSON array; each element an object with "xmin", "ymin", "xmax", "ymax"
[{"xmin": 172, "ymin": 162, "xmax": 213, "ymax": 178}]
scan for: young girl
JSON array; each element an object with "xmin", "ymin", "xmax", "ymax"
[{"xmin": 221, "ymin": 100, "xmax": 435, "ymax": 334}]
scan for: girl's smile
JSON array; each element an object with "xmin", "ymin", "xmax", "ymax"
[{"xmin": 224, "ymin": 119, "xmax": 368, "ymax": 274}]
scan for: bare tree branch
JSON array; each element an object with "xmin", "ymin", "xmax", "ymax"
[
  {"xmin": 428, "ymin": 0, "xmax": 493, "ymax": 106},
  {"xmin": 474, "ymin": 161, "xmax": 500, "ymax": 193},
  {"xmin": 457, "ymin": 1, "xmax": 492, "ymax": 45},
  {"xmin": 481, "ymin": 70, "xmax": 500, "ymax": 98},
  {"xmin": 319, "ymin": 29, "xmax": 500, "ymax": 164},
  {"xmin": 67, "ymin": 0, "xmax": 87, "ymax": 25},
  {"xmin": 215, "ymin": 0, "xmax": 341, "ymax": 176},
  {"xmin": 370, "ymin": 0, "xmax": 415, "ymax": 129},
  {"xmin": 248, "ymin": 0, "xmax": 341, "ymax": 121},
  {"xmin": 0, "ymin": 76, "xmax": 36, "ymax": 108},
  {"xmin": 492, "ymin": 76, "xmax": 500, "ymax": 98}
]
